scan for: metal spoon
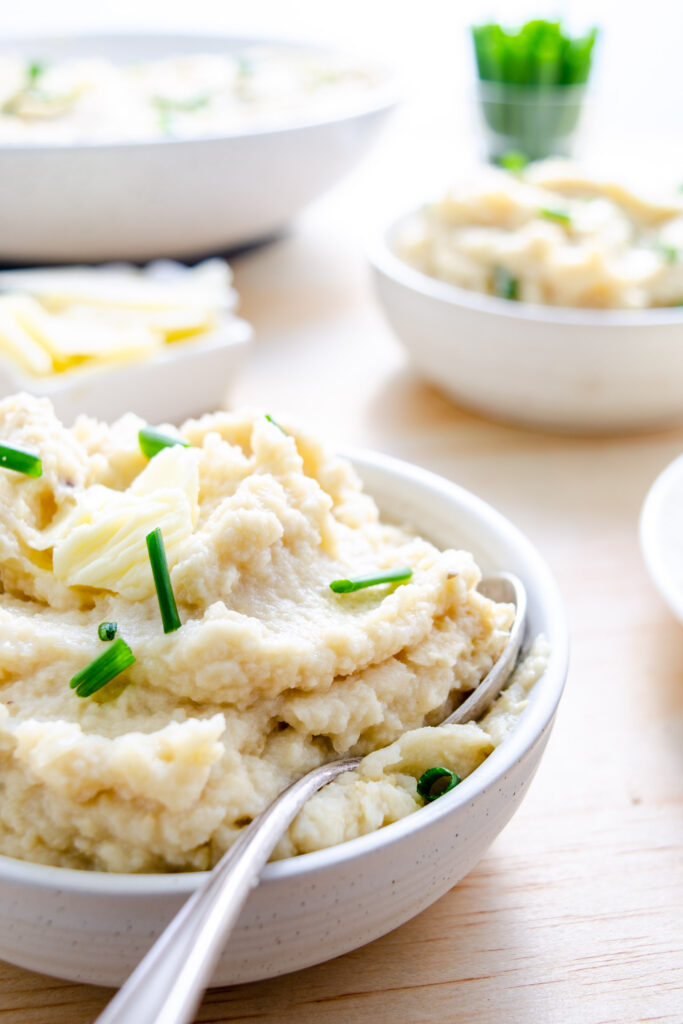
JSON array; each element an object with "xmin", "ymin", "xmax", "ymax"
[{"xmin": 94, "ymin": 571, "xmax": 526, "ymax": 1024}]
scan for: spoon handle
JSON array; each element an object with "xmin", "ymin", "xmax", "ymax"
[{"xmin": 94, "ymin": 757, "xmax": 360, "ymax": 1024}]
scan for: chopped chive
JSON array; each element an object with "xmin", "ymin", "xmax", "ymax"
[
  {"xmin": 98, "ymin": 621, "xmax": 117, "ymax": 642},
  {"xmin": 146, "ymin": 527, "xmax": 181, "ymax": 633},
  {"xmin": 138, "ymin": 427, "xmax": 190, "ymax": 460},
  {"xmin": 539, "ymin": 207, "xmax": 572, "ymax": 226},
  {"xmin": 656, "ymin": 243, "xmax": 679, "ymax": 264},
  {"xmin": 69, "ymin": 637, "xmax": 135, "ymax": 699},
  {"xmin": 492, "ymin": 266, "xmax": 519, "ymax": 300},
  {"xmin": 417, "ymin": 766, "xmax": 461, "ymax": 802},
  {"xmin": 264, "ymin": 414, "xmax": 288, "ymax": 435},
  {"xmin": 0, "ymin": 442, "xmax": 42, "ymax": 478},
  {"xmin": 497, "ymin": 150, "xmax": 529, "ymax": 172},
  {"xmin": 329, "ymin": 567, "xmax": 413, "ymax": 594},
  {"xmin": 26, "ymin": 59, "xmax": 47, "ymax": 85}
]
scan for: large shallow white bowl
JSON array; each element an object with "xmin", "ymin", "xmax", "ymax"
[
  {"xmin": 639, "ymin": 452, "xmax": 683, "ymax": 623},
  {"xmin": 0, "ymin": 33, "xmax": 397, "ymax": 263},
  {"xmin": 371, "ymin": 213, "xmax": 683, "ymax": 433},
  {"xmin": 0, "ymin": 450, "xmax": 568, "ymax": 987},
  {"xmin": 0, "ymin": 315, "xmax": 253, "ymax": 425}
]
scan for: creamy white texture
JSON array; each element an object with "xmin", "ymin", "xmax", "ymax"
[
  {"xmin": 397, "ymin": 160, "xmax": 683, "ymax": 309},
  {"xmin": 0, "ymin": 49, "xmax": 382, "ymax": 145},
  {"xmin": 0, "ymin": 395, "xmax": 541, "ymax": 873}
]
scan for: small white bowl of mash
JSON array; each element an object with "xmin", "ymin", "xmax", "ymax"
[
  {"xmin": 372, "ymin": 160, "xmax": 683, "ymax": 432},
  {"xmin": 0, "ymin": 33, "xmax": 397, "ymax": 262},
  {"xmin": 0, "ymin": 394, "xmax": 567, "ymax": 986},
  {"xmin": 0, "ymin": 259, "xmax": 252, "ymax": 424}
]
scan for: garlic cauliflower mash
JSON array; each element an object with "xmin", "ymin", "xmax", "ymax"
[
  {"xmin": 397, "ymin": 160, "xmax": 683, "ymax": 309},
  {"xmin": 0, "ymin": 394, "xmax": 541, "ymax": 872}
]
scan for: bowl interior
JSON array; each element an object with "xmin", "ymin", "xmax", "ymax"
[{"xmin": 0, "ymin": 448, "xmax": 568, "ymax": 895}]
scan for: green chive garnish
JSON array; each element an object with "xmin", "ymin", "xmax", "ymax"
[
  {"xmin": 138, "ymin": 427, "xmax": 190, "ymax": 460},
  {"xmin": 539, "ymin": 207, "xmax": 572, "ymax": 226},
  {"xmin": 69, "ymin": 637, "xmax": 135, "ymax": 699},
  {"xmin": 497, "ymin": 150, "xmax": 529, "ymax": 172},
  {"xmin": 329, "ymin": 567, "xmax": 413, "ymax": 594},
  {"xmin": 26, "ymin": 59, "xmax": 46, "ymax": 85},
  {"xmin": 265, "ymin": 414, "xmax": 287, "ymax": 435},
  {"xmin": 146, "ymin": 527, "xmax": 181, "ymax": 633},
  {"xmin": 417, "ymin": 767, "xmax": 461, "ymax": 802},
  {"xmin": 98, "ymin": 621, "xmax": 117, "ymax": 642},
  {"xmin": 492, "ymin": 266, "xmax": 519, "ymax": 300},
  {"xmin": 0, "ymin": 442, "xmax": 42, "ymax": 478},
  {"xmin": 656, "ymin": 243, "xmax": 679, "ymax": 264}
]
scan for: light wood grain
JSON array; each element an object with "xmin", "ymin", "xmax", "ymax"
[{"xmin": 2, "ymin": 142, "xmax": 683, "ymax": 1024}]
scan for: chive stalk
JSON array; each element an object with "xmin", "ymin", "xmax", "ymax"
[
  {"xmin": 539, "ymin": 207, "xmax": 572, "ymax": 226},
  {"xmin": 329, "ymin": 567, "xmax": 413, "ymax": 594},
  {"xmin": 146, "ymin": 527, "xmax": 182, "ymax": 633},
  {"xmin": 417, "ymin": 767, "xmax": 461, "ymax": 802},
  {"xmin": 70, "ymin": 638, "xmax": 135, "ymax": 698},
  {"xmin": 265, "ymin": 414, "xmax": 287, "ymax": 435},
  {"xmin": 98, "ymin": 622, "xmax": 118, "ymax": 642},
  {"xmin": 492, "ymin": 266, "xmax": 519, "ymax": 300},
  {"xmin": 0, "ymin": 442, "xmax": 42, "ymax": 478},
  {"xmin": 138, "ymin": 427, "xmax": 189, "ymax": 460}
]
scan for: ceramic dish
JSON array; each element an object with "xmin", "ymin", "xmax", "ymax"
[
  {"xmin": 639, "ymin": 453, "xmax": 683, "ymax": 623},
  {"xmin": 0, "ymin": 33, "xmax": 397, "ymax": 263},
  {"xmin": 0, "ymin": 448, "xmax": 568, "ymax": 987},
  {"xmin": 370, "ymin": 212, "xmax": 683, "ymax": 433},
  {"xmin": 0, "ymin": 315, "xmax": 253, "ymax": 425}
]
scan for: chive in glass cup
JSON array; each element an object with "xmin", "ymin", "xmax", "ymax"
[{"xmin": 476, "ymin": 79, "xmax": 587, "ymax": 162}]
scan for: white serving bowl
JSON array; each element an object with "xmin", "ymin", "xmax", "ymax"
[
  {"xmin": 371, "ymin": 212, "xmax": 683, "ymax": 433},
  {"xmin": 0, "ymin": 315, "xmax": 253, "ymax": 425},
  {"xmin": 0, "ymin": 450, "xmax": 568, "ymax": 987},
  {"xmin": 639, "ymin": 453, "xmax": 683, "ymax": 624},
  {"xmin": 0, "ymin": 33, "xmax": 397, "ymax": 263}
]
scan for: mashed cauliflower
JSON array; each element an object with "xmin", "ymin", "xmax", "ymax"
[
  {"xmin": 0, "ymin": 394, "xmax": 541, "ymax": 873},
  {"xmin": 397, "ymin": 160, "xmax": 683, "ymax": 309}
]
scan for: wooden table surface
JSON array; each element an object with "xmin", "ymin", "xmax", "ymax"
[{"xmin": 2, "ymin": 140, "xmax": 683, "ymax": 1024}]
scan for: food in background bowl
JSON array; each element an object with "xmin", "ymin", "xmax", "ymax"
[
  {"xmin": 0, "ymin": 261, "xmax": 252, "ymax": 424},
  {"xmin": 396, "ymin": 159, "xmax": 683, "ymax": 309},
  {"xmin": 0, "ymin": 394, "xmax": 546, "ymax": 873},
  {"xmin": 0, "ymin": 258, "xmax": 236, "ymax": 376},
  {"xmin": 0, "ymin": 48, "xmax": 383, "ymax": 145}
]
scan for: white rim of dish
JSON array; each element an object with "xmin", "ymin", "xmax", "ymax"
[
  {"xmin": 370, "ymin": 210, "xmax": 683, "ymax": 327},
  {"xmin": 639, "ymin": 452, "xmax": 683, "ymax": 622},
  {"xmin": 0, "ymin": 448, "xmax": 569, "ymax": 895},
  {"xmin": 0, "ymin": 32, "xmax": 400, "ymax": 153}
]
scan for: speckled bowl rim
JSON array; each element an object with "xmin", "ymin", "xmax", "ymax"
[
  {"xmin": 370, "ymin": 210, "xmax": 683, "ymax": 328},
  {"xmin": 0, "ymin": 32, "xmax": 399, "ymax": 153},
  {"xmin": 0, "ymin": 448, "xmax": 569, "ymax": 895}
]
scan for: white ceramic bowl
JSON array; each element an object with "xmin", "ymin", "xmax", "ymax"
[
  {"xmin": 0, "ymin": 450, "xmax": 568, "ymax": 987},
  {"xmin": 0, "ymin": 33, "xmax": 397, "ymax": 263},
  {"xmin": 371, "ymin": 213, "xmax": 683, "ymax": 433},
  {"xmin": 639, "ymin": 453, "xmax": 683, "ymax": 623},
  {"xmin": 0, "ymin": 315, "xmax": 253, "ymax": 425}
]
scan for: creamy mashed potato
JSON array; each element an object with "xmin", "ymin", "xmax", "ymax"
[
  {"xmin": 0, "ymin": 394, "xmax": 540, "ymax": 873},
  {"xmin": 397, "ymin": 160, "xmax": 683, "ymax": 309},
  {"xmin": 0, "ymin": 49, "xmax": 381, "ymax": 145}
]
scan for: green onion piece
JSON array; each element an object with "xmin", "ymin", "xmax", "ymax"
[
  {"xmin": 498, "ymin": 150, "xmax": 529, "ymax": 172},
  {"xmin": 539, "ymin": 207, "xmax": 572, "ymax": 226},
  {"xmin": 492, "ymin": 266, "xmax": 519, "ymax": 300},
  {"xmin": 98, "ymin": 621, "xmax": 117, "ymax": 642},
  {"xmin": 0, "ymin": 442, "xmax": 42, "ymax": 478},
  {"xmin": 264, "ymin": 414, "xmax": 288, "ymax": 435},
  {"xmin": 329, "ymin": 567, "xmax": 413, "ymax": 594},
  {"xmin": 138, "ymin": 427, "xmax": 190, "ymax": 460},
  {"xmin": 656, "ymin": 243, "xmax": 679, "ymax": 264},
  {"xmin": 146, "ymin": 527, "xmax": 182, "ymax": 633},
  {"xmin": 69, "ymin": 637, "xmax": 135, "ymax": 698},
  {"xmin": 417, "ymin": 766, "xmax": 461, "ymax": 802},
  {"xmin": 26, "ymin": 59, "xmax": 46, "ymax": 85}
]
